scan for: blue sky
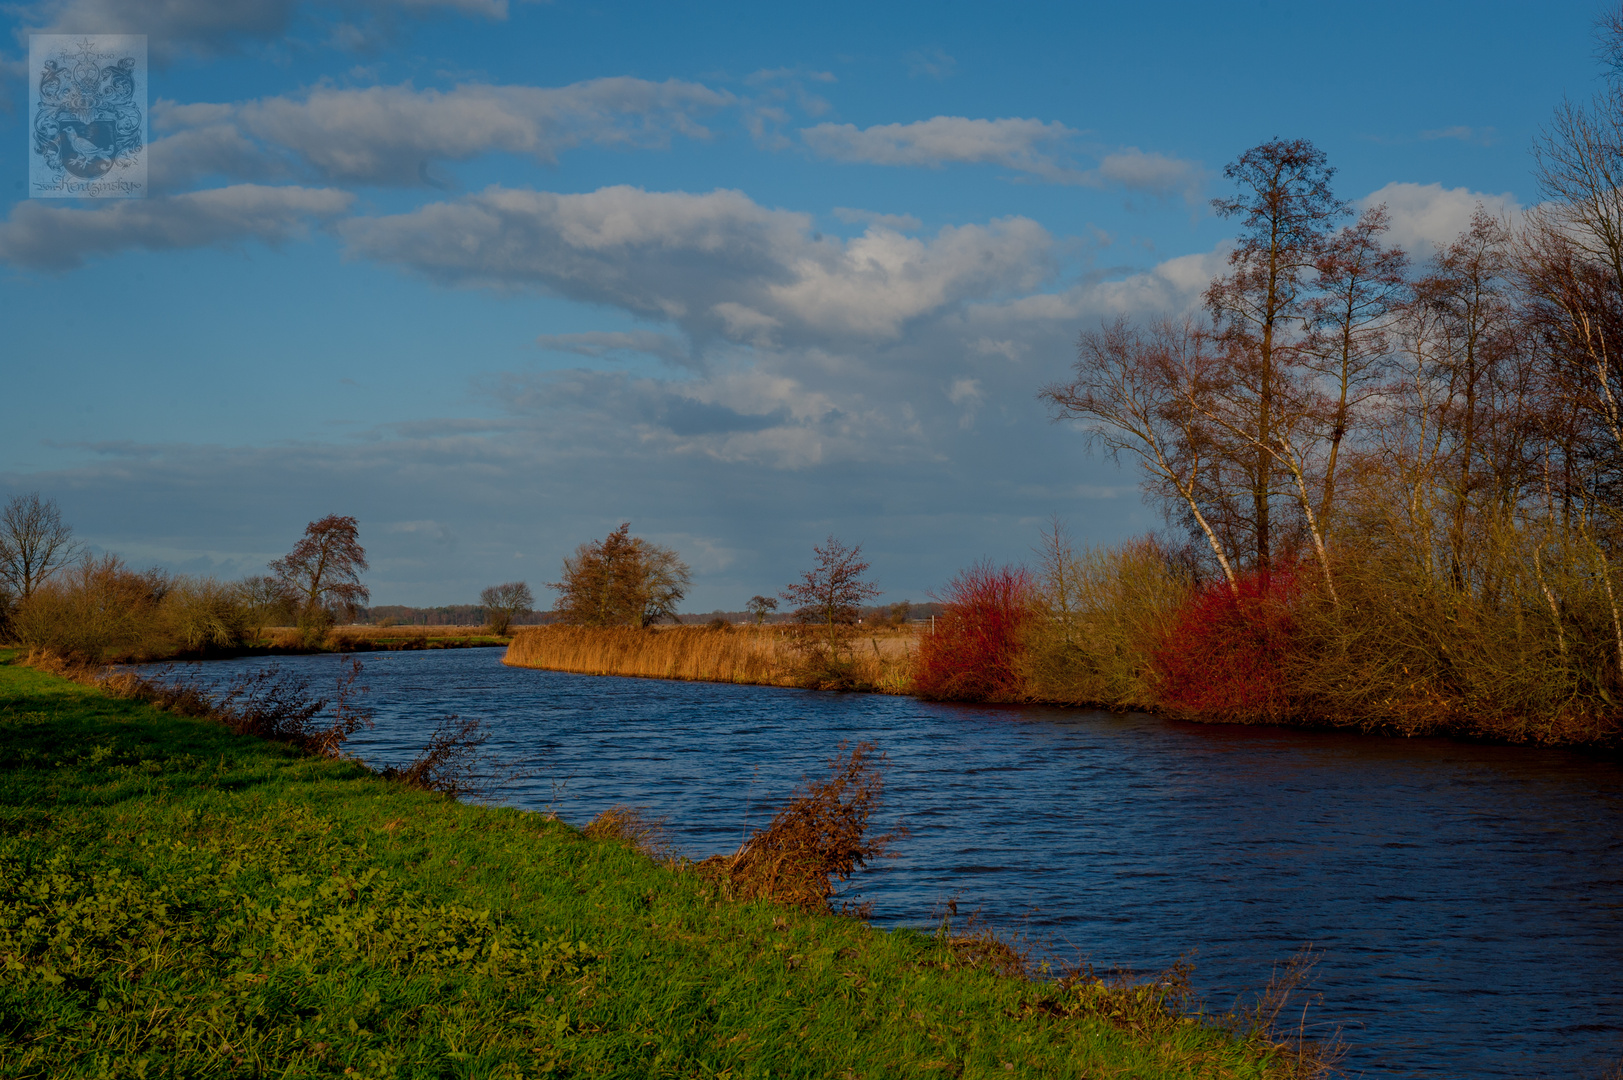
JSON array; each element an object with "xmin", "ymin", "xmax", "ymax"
[{"xmin": 0, "ymin": 0, "xmax": 1603, "ymax": 608}]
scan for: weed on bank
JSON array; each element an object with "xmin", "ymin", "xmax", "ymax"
[{"xmin": 0, "ymin": 655, "xmax": 1317, "ymax": 1078}]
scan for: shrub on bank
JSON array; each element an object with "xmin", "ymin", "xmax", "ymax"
[
  {"xmin": 912, "ymin": 562, "xmax": 1035, "ymax": 702},
  {"xmin": 1153, "ymin": 568, "xmax": 1301, "ymax": 724},
  {"xmin": 916, "ymin": 520, "xmax": 1623, "ymax": 745},
  {"xmin": 1022, "ymin": 535, "xmax": 1195, "ymax": 708}
]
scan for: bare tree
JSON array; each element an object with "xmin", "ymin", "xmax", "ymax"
[
  {"xmin": 1413, "ymin": 209, "xmax": 1530, "ymax": 588},
  {"xmin": 1041, "ymin": 317, "xmax": 1241, "ymax": 592},
  {"xmin": 780, "ymin": 536, "xmax": 882, "ymax": 655},
  {"xmin": 1206, "ymin": 138, "xmax": 1349, "ymax": 578},
  {"xmin": 269, "ymin": 515, "xmax": 370, "ymax": 637},
  {"xmin": 1306, "ymin": 205, "xmax": 1411, "ymax": 524},
  {"xmin": 479, "ymin": 581, "xmax": 534, "ymax": 635},
  {"xmin": 0, "ymin": 493, "xmax": 82, "ymax": 600}
]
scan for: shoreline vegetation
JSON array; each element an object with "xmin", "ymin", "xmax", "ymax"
[
  {"xmin": 503, "ymin": 623, "xmax": 917, "ymax": 693},
  {"xmin": 0, "ymin": 650, "xmax": 1336, "ymax": 1078}
]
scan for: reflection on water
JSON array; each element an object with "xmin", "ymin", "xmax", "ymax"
[{"xmin": 166, "ymin": 648, "xmax": 1623, "ymax": 1078}]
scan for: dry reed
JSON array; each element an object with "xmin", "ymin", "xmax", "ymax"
[
  {"xmin": 695, "ymin": 741, "xmax": 903, "ymax": 915},
  {"xmin": 503, "ymin": 624, "xmax": 917, "ymax": 692}
]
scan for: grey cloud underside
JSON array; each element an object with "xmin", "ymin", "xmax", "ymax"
[
  {"xmin": 0, "ymin": 185, "xmax": 354, "ymax": 270},
  {"xmin": 150, "ymin": 79, "xmax": 735, "ymax": 189},
  {"xmin": 341, "ymin": 184, "xmax": 1056, "ymax": 347},
  {"xmin": 13, "ymin": 0, "xmax": 508, "ymax": 57}
]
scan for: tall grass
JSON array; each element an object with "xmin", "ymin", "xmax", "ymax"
[{"xmin": 505, "ymin": 623, "xmax": 917, "ymax": 692}]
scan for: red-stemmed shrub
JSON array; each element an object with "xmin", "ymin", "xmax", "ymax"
[
  {"xmin": 1153, "ymin": 566, "xmax": 1301, "ymax": 722},
  {"xmin": 913, "ymin": 561, "xmax": 1036, "ymax": 702}
]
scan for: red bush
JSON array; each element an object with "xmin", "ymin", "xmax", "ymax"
[
  {"xmin": 913, "ymin": 561, "xmax": 1035, "ymax": 702},
  {"xmin": 1153, "ymin": 567, "xmax": 1301, "ymax": 722}
]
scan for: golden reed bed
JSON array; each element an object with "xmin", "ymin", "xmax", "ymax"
[{"xmin": 502, "ymin": 624, "xmax": 919, "ymax": 692}]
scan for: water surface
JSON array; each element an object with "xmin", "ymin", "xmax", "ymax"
[{"xmin": 169, "ymin": 649, "xmax": 1623, "ymax": 1078}]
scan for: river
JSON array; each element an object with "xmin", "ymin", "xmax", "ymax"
[{"xmin": 163, "ymin": 647, "xmax": 1623, "ymax": 1078}]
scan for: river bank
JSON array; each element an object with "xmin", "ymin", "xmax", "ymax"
[
  {"xmin": 0, "ymin": 652, "xmax": 1307, "ymax": 1079},
  {"xmin": 504, "ymin": 623, "xmax": 917, "ymax": 692}
]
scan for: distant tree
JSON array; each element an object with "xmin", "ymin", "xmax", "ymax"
[
  {"xmin": 746, "ymin": 595, "xmax": 779, "ymax": 625},
  {"xmin": 781, "ymin": 536, "xmax": 881, "ymax": 656},
  {"xmin": 550, "ymin": 523, "xmax": 691, "ymax": 627},
  {"xmin": 480, "ymin": 581, "xmax": 534, "ymax": 635},
  {"xmin": 888, "ymin": 600, "xmax": 912, "ymax": 626},
  {"xmin": 269, "ymin": 515, "xmax": 369, "ymax": 640},
  {"xmin": 0, "ymin": 492, "xmax": 82, "ymax": 601}
]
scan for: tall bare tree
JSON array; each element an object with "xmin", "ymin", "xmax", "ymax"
[
  {"xmin": 1306, "ymin": 205, "xmax": 1411, "ymax": 524},
  {"xmin": 1206, "ymin": 138, "xmax": 1349, "ymax": 578},
  {"xmin": 0, "ymin": 493, "xmax": 81, "ymax": 601},
  {"xmin": 1411, "ymin": 209, "xmax": 1530, "ymax": 588}
]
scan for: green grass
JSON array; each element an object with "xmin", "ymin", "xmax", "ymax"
[{"xmin": 0, "ymin": 653, "xmax": 1293, "ymax": 1079}]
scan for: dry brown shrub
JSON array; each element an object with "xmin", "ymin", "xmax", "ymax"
[
  {"xmin": 583, "ymin": 805, "xmax": 671, "ymax": 857},
  {"xmin": 11, "ymin": 555, "xmax": 168, "ymax": 661},
  {"xmin": 380, "ymin": 714, "xmax": 497, "ymax": 798},
  {"xmin": 696, "ymin": 741, "xmax": 904, "ymax": 914},
  {"xmin": 925, "ymin": 903, "xmax": 1029, "ymax": 978}
]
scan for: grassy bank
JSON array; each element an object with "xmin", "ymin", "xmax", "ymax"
[
  {"xmin": 0, "ymin": 653, "xmax": 1312, "ymax": 1078},
  {"xmin": 504, "ymin": 624, "xmax": 916, "ymax": 692}
]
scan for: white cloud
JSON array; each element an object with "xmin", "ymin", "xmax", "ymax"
[
  {"xmin": 1360, "ymin": 181, "xmax": 1523, "ymax": 259},
  {"xmin": 799, "ymin": 116, "xmax": 1207, "ymax": 199},
  {"xmin": 802, "ymin": 116, "xmax": 1081, "ymax": 180},
  {"xmin": 1095, "ymin": 148, "xmax": 1207, "ymax": 204},
  {"xmin": 0, "ymin": 184, "xmax": 354, "ymax": 270},
  {"xmin": 153, "ymin": 78, "xmax": 734, "ymax": 188},
  {"xmin": 341, "ymin": 184, "xmax": 1054, "ymax": 346}
]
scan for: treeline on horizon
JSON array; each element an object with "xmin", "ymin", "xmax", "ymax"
[
  {"xmin": 0, "ymin": 497, "xmax": 937, "ymax": 663},
  {"xmin": 912, "ymin": 20, "xmax": 1623, "ymax": 747},
  {"xmin": 0, "ymin": 507, "xmax": 546, "ymax": 658}
]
